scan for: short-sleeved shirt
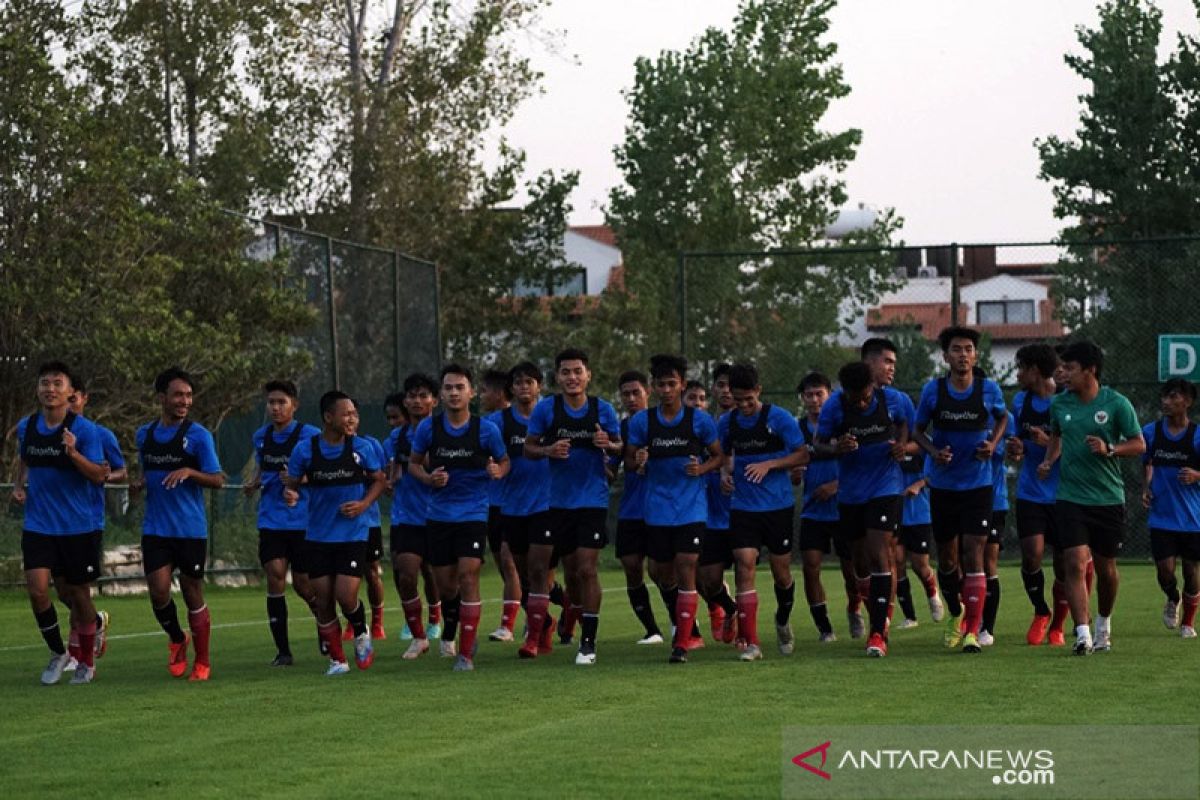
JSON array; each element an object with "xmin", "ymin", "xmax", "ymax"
[
  {"xmin": 627, "ymin": 406, "xmax": 718, "ymax": 526},
  {"xmin": 616, "ymin": 416, "xmax": 647, "ymax": 521},
  {"xmin": 358, "ymin": 434, "xmax": 387, "ymax": 527},
  {"xmin": 526, "ymin": 395, "xmax": 621, "ymax": 510},
  {"xmin": 411, "ymin": 414, "xmax": 507, "ymax": 523},
  {"xmin": 916, "ymin": 374, "xmax": 1007, "ymax": 491},
  {"xmin": 287, "ymin": 435, "xmax": 381, "ymax": 543},
  {"xmin": 137, "ymin": 420, "xmax": 222, "ymax": 539},
  {"xmin": 718, "ymin": 404, "xmax": 804, "ymax": 513},
  {"xmin": 487, "ymin": 408, "xmax": 550, "ymax": 518},
  {"xmin": 900, "ymin": 454, "xmax": 931, "ymax": 526},
  {"xmin": 816, "ymin": 387, "xmax": 909, "ymax": 505},
  {"xmin": 253, "ymin": 421, "xmax": 321, "ymax": 531},
  {"xmin": 388, "ymin": 423, "xmax": 431, "ymax": 527},
  {"xmin": 1142, "ymin": 420, "xmax": 1200, "ymax": 532},
  {"xmin": 18, "ymin": 412, "xmax": 105, "ymax": 536},
  {"xmin": 799, "ymin": 416, "xmax": 838, "ymax": 522},
  {"xmin": 93, "ymin": 423, "xmax": 125, "ymax": 531},
  {"xmin": 1012, "ymin": 390, "xmax": 1058, "ymax": 504},
  {"xmin": 1049, "ymin": 386, "xmax": 1141, "ymax": 507},
  {"xmin": 992, "ymin": 411, "xmax": 1016, "ymax": 512}
]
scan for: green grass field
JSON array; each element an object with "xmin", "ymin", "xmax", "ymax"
[{"xmin": 1, "ymin": 563, "xmax": 1196, "ymax": 799}]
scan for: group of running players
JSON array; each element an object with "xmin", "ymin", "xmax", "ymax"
[{"xmin": 13, "ymin": 326, "xmax": 1200, "ymax": 682}]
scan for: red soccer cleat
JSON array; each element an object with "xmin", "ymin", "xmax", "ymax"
[
  {"xmin": 341, "ymin": 621, "xmax": 354, "ymax": 641},
  {"xmin": 371, "ymin": 622, "xmax": 386, "ymax": 641},
  {"xmin": 866, "ymin": 632, "xmax": 888, "ymax": 657},
  {"xmin": 684, "ymin": 635, "xmax": 706, "ymax": 651},
  {"xmin": 518, "ymin": 642, "xmax": 538, "ymax": 659},
  {"xmin": 188, "ymin": 663, "xmax": 211, "ymax": 682},
  {"xmin": 168, "ymin": 634, "xmax": 190, "ymax": 678},
  {"xmin": 721, "ymin": 611, "xmax": 738, "ymax": 645},
  {"xmin": 709, "ymin": 606, "xmax": 726, "ymax": 642},
  {"xmin": 1047, "ymin": 629, "xmax": 1066, "ymax": 647},
  {"xmin": 1027, "ymin": 614, "xmax": 1051, "ymax": 646}
]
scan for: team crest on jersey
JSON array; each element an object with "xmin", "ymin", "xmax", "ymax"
[
  {"xmin": 353, "ymin": 451, "xmax": 362, "ymax": 464},
  {"xmin": 1094, "ymin": 410, "xmax": 1109, "ymax": 425}
]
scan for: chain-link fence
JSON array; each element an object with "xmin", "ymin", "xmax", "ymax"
[{"xmin": 678, "ymin": 236, "xmax": 1200, "ymax": 560}]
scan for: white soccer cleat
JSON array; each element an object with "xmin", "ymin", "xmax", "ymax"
[
  {"xmin": 739, "ymin": 643, "xmax": 763, "ymax": 662},
  {"xmin": 776, "ymin": 623, "xmax": 794, "ymax": 655},
  {"xmin": 818, "ymin": 631, "xmax": 837, "ymax": 643},
  {"xmin": 1072, "ymin": 632, "xmax": 1093, "ymax": 656},
  {"xmin": 575, "ymin": 649, "xmax": 597, "ymax": 666},
  {"xmin": 488, "ymin": 627, "xmax": 514, "ymax": 642},
  {"xmin": 978, "ymin": 630, "xmax": 995, "ymax": 647},
  {"xmin": 897, "ymin": 618, "xmax": 919, "ymax": 630},
  {"xmin": 1093, "ymin": 629, "xmax": 1111, "ymax": 652},
  {"xmin": 439, "ymin": 640, "xmax": 457, "ymax": 658},
  {"xmin": 69, "ymin": 664, "xmax": 95, "ymax": 685},
  {"xmin": 636, "ymin": 632, "xmax": 664, "ymax": 645},
  {"xmin": 1163, "ymin": 598, "xmax": 1181, "ymax": 630},
  {"xmin": 41, "ymin": 652, "xmax": 73, "ymax": 685},
  {"xmin": 452, "ymin": 655, "xmax": 474, "ymax": 672},
  {"xmin": 325, "ymin": 659, "xmax": 350, "ymax": 676},
  {"xmin": 928, "ymin": 594, "xmax": 945, "ymax": 622},
  {"xmin": 403, "ymin": 638, "xmax": 430, "ymax": 660},
  {"xmin": 64, "ymin": 655, "xmax": 79, "ymax": 672},
  {"xmin": 1181, "ymin": 625, "xmax": 1197, "ymax": 639},
  {"xmin": 95, "ymin": 610, "xmax": 110, "ymax": 657}
]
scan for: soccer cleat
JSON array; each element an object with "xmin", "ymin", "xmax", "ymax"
[
  {"xmin": 1027, "ymin": 614, "xmax": 1051, "ymax": 646},
  {"xmin": 426, "ymin": 622, "xmax": 442, "ymax": 640},
  {"xmin": 1072, "ymin": 635, "xmax": 1093, "ymax": 656},
  {"xmin": 819, "ymin": 631, "xmax": 837, "ymax": 643},
  {"xmin": 354, "ymin": 633, "xmax": 375, "ymax": 669},
  {"xmin": 325, "ymin": 659, "xmax": 350, "ymax": 676},
  {"xmin": 978, "ymin": 630, "xmax": 995, "ymax": 647},
  {"xmin": 961, "ymin": 633, "xmax": 981, "ymax": 653},
  {"xmin": 847, "ymin": 609, "xmax": 865, "ymax": 639},
  {"xmin": 709, "ymin": 606, "xmax": 726, "ymax": 641},
  {"xmin": 452, "ymin": 655, "xmax": 474, "ymax": 672},
  {"xmin": 1093, "ymin": 629, "xmax": 1111, "ymax": 652},
  {"xmin": 188, "ymin": 663, "xmax": 211, "ymax": 682},
  {"xmin": 1181, "ymin": 625, "xmax": 1197, "ymax": 639},
  {"xmin": 341, "ymin": 621, "xmax": 354, "ymax": 641},
  {"xmin": 517, "ymin": 642, "xmax": 538, "ymax": 659},
  {"xmin": 69, "ymin": 664, "xmax": 95, "ymax": 685},
  {"xmin": 776, "ymin": 623, "xmax": 795, "ymax": 656},
  {"xmin": 371, "ymin": 622, "xmax": 386, "ymax": 641},
  {"xmin": 669, "ymin": 647, "xmax": 688, "ymax": 663},
  {"xmin": 538, "ymin": 615, "xmax": 556, "ymax": 655},
  {"xmin": 168, "ymin": 634, "xmax": 190, "ymax": 678},
  {"xmin": 1048, "ymin": 629, "xmax": 1066, "ymax": 647},
  {"xmin": 897, "ymin": 618, "xmax": 919, "ymax": 630},
  {"xmin": 684, "ymin": 635, "xmax": 706, "ymax": 651},
  {"xmin": 1163, "ymin": 598, "xmax": 1181, "ymax": 630},
  {"xmin": 636, "ymin": 632, "xmax": 664, "ymax": 645},
  {"xmin": 64, "ymin": 655, "xmax": 79, "ymax": 672},
  {"xmin": 95, "ymin": 610, "xmax": 110, "ymax": 657},
  {"xmin": 721, "ymin": 611, "xmax": 738, "ymax": 644},
  {"xmin": 270, "ymin": 653, "xmax": 294, "ymax": 667},
  {"xmin": 866, "ymin": 632, "xmax": 887, "ymax": 657},
  {"xmin": 943, "ymin": 615, "xmax": 963, "ymax": 649},
  {"xmin": 488, "ymin": 626, "xmax": 514, "ymax": 642},
  {"xmin": 575, "ymin": 647, "xmax": 597, "ymax": 666},
  {"xmin": 928, "ymin": 593, "xmax": 945, "ymax": 622},
  {"xmin": 41, "ymin": 652, "xmax": 73, "ymax": 685},
  {"xmin": 439, "ymin": 640, "xmax": 457, "ymax": 658},
  {"xmin": 739, "ymin": 643, "xmax": 763, "ymax": 661},
  {"xmin": 403, "ymin": 638, "xmax": 430, "ymax": 660},
  {"xmin": 399, "ymin": 623, "xmax": 414, "ymax": 641}
]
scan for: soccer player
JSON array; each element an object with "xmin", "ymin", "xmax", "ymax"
[
  {"xmin": 285, "ymin": 390, "xmax": 386, "ymax": 675},
  {"xmin": 625, "ymin": 354, "xmax": 723, "ymax": 663},
  {"xmin": 135, "ymin": 367, "xmax": 226, "ymax": 681},
  {"xmin": 696, "ymin": 364, "xmax": 739, "ymax": 644},
  {"xmin": 793, "ymin": 371, "xmax": 848, "ymax": 643},
  {"xmin": 1005, "ymin": 343, "xmax": 1065, "ymax": 646},
  {"xmin": 718, "ymin": 362, "xmax": 808, "ymax": 661},
  {"xmin": 892, "ymin": 449, "xmax": 944, "ymax": 628},
  {"xmin": 1141, "ymin": 379, "xmax": 1200, "ymax": 638},
  {"xmin": 684, "ymin": 380, "xmax": 707, "ymax": 408},
  {"xmin": 14, "ymin": 362, "xmax": 108, "ymax": 685},
  {"xmin": 342, "ymin": 401, "xmax": 389, "ymax": 642},
  {"xmin": 480, "ymin": 369, "xmax": 524, "ymax": 643},
  {"xmin": 523, "ymin": 348, "xmax": 623, "ymax": 665},
  {"xmin": 1038, "ymin": 340, "xmax": 1144, "ymax": 654},
  {"xmin": 978, "ymin": 410, "xmax": 1016, "ymax": 646},
  {"xmin": 409, "ymin": 364, "xmax": 510, "ymax": 671},
  {"xmin": 244, "ymin": 380, "xmax": 321, "ymax": 666},
  {"xmin": 614, "ymin": 369, "xmax": 667, "ymax": 644},
  {"xmin": 913, "ymin": 327, "xmax": 1007, "ymax": 653},
  {"xmin": 815, "ymin": 362, "xmax": 910, "ymax": 657}
]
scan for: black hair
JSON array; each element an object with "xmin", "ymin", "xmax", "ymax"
[
  {"xmin": 71, "ymin": 375, "xmax": 87, "ymax": 395},
  {"xmin": 264, "ymin": 379, "xmax": 298, "ymax": 399},
  {"xmin": 1014, "ymin": 343, "xmax": 1058, "ymax": 378},
  {"xmin": 618, "ymin": 370, "xmax": 648, "ymax": 389},
  {"xmin": 797, "ymin": 371, "xmax": 832, "ymax": 394},
  {"xmin": 649, "ymin": 353, "xmax": 688, "ymax": 382},
  {"xmin": 319, "ymin": 390, "xmax": 352, "ymax": 416},
  {"xmin": 1162, "ymin": 378, "xmax": 1197, "ymax": 401},
  {"xmin": 838, "ymin": 362, "xmax": 873, "ymax": 393},
  {"xmin": 712, "ymin": 363, "xmax": 733, "ymax": 382},
  {"xmin": 555, "ymin": 348, "xmax": 589, "ymax": 369},
  {"xmin": 402, "ymin": 372, "xmax": 438, "ymax": 395},
  {"xmin": 937, "ymin": 326, "xmax": 981, "ymax": 352},
  {"xmin": 860, "ymin": 338, "xmax": 898, "ymax": 360},
  {"xmin": 384, "ymin": 392, "xmax": 405, "ymax": 409},
  {"xmin": 482, "ymin": 368, "xmax": 512, "ymax": 399},
  {"xmin": 510, "ymin": 361, "xmax": 543, "ymax": 385},
  {"xmin": 727, "ymin": 363, "xmax": 759, "ymax": 392},
  {"xmin": 155, "ymin": 366, "xmax": 194, "ymax": 394},
  {"xmin": 685, "ymin": 379, "xmax": 705, "ymax": 393},
  {"xmin": 1059, "ymin": 340, "xmax": 1104, "ymax": 379},
  {"xmin": 440, "ymin": 363, "xmax": 473, "ymax": 383}
]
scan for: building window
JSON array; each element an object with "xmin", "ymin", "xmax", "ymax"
[{"xmin": 977, "ymin": 299, "xmax": 1034, "ymax": 325}]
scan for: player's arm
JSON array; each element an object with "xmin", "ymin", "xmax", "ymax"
[
  {"xmin": 1142, "ymin": 464, "xmax": 1154, "ymax": 508},
  {"xmin": 11, "ymin": 457, "xmax": 27, "ymax": 504},
  {"xmin": 524, "ymin": 433, "xmax": 569, "ymax": 460},
  {"xmin": 408, "ymin": 451, "xmax": 448, "ymax": 488},
  {"xmin": 1037, "ymin": 433, "xmax": 1061, "ymax": 480},
  {"xmin": 341, "ymin": 469, "xmax": 387, "ymax": 518},
  {"xmin": 243, "ymin": 464, "xmax": 263, "ymax": 496},
  {"xmin": 742, "ymin": 444, "xmax": 807, "ymax": 483},
  {"xmin": 61, "ymin": 428, "xmax": 109, "ymax": 484},
  {"xmin": 690, "ymin": 442, "xmax": 724, "ymax": 477}
]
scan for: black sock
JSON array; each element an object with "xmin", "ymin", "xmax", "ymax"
[
  {"xmin": 1159, "ymin": 573, "xmax": 1181, "ymax": 604},
  {"xmin": 809, "ymin": 602, "xmax": 833, "ymax": 635},
  {"xmin": 982, "ymin": 576, "xmax": 1000, "ymax": 634},
  {"xmin": 580, "ymin": 613, "xmax": 599, "ymax": 649},
  {"xmin": 345, "ymin": 601, "xmax": 367, "ymax": 638},
  {"xmin": 153, "ymin": 599, "xmax": 187, "ymax": 644},
  {"xmin": 34, "ymin": 606, "xmax": 65, "ymax": 655},
  {"xmin": 939, "ymin": 570, "xmax": 962, "ymax": 617},
  {"xmin": 548, "ymin": 582, "xmax": 565, "ymax": 607},
  {"xmin": 627, "ymin": 584, "xmax": 661, "ymax": 637},
  {"xmin": 659, "ymin": 585, "xmax": 679, "ymax": 627},
  {"xmin": 442, "ymin": 595, "xmax": 461, "ymax": 642},
  {"xmin": 317, "ymin": 622, "xmax": 330, "ymax": 656},
  {"xmin": 520, "ymin": 587, "xmax": 529, "ymax": 610},
  {"xmin": 706, "ymin": 583, "xmax": 737, "ymax": 616},
  {"xmin": 1022, "ymin": 568, "xmax": 1050, "ymax": 616},
  {"xmin": 267, "ymin": 594, "xmax": 290, "ymax": 655},
  {"xmin": 868, "ymin": 573, "xmax": 891, "ymax": 636},
  {"xmin": 774, "ymin": 581, "xmax": 796, "ymax": 626},
  {"xmin": 896, "ymin": 576, "xmax": 916, "ymax": 621}
]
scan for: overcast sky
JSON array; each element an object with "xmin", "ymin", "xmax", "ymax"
[{"xmin": 493, "ymin": 0, "xmax": 1197, "ymax": 245}]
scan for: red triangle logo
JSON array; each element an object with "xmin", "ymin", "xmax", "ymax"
[{"xmin": 792, "ymin": 741, "xmax": 832, "ymax": 780}]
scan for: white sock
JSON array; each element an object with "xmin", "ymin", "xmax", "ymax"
[
  {"xmin": 1096, "ymin": 615, "xmax": 1111, "ymax": 635},
  {"xmin": 1075, "ymin": 624, "xmax": 1091, "ymax": 640}
]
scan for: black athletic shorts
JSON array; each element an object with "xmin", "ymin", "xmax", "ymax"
[
  {"xmin": 699, "ymin": 527, "xmax": 734, "ymax": 568},
  {"xmin": 799, "ymin": 518, "xmax": 850, "ymax": 560},
  {"xmin": 615, "ymin": 518, "xmax": 650, "ymax": 560},
  {"xmin": 487, "ymin": 506, "xmax": 503, "ymax": 556},
  {"xmin": 390, "ymin": 523, "xmax": 428, "ymax": 559},
  {"xmin": 427, "ymin": 520, "xmax": 487, "ymax": 567},
  {"xmin": 22, "ymin": 530, "xmax": 102, "ymax": 585},
  {"xmin": 547, "ymin": 507, "xmax": 608, "ymax": 556},
  {"xmin": 367, "ymin": 526, "xmax": 383, "ymax": 562},
  {"xmin": 896, "ymin": 524, "xmax": 932, "ymax": 555},
  {"xmin": 142, "ymin": 534, "xmax": 207, "ymax": 579},
  {"xmin": 648, "ymin": 523, "xmax": 705, "ymax": 560},
  {"xmin": 1054, "ymin": 500, "xmax": 1124, "ymax": 559},
  {"xmin": 838, "ymin": 495, "xmax": 902, "ymax": 542},
  {"xmin": 988, "ymin": 511, "xmax": 1006, "ymax": 548},
  {"xmin": 258, "ymin": 528, "xmax": 306, "ymax": 567},
  {"xmin": 1150, "ymin": 529, "xmax": 1200, "ymax": 562},
  {"xmin": 305, "ymin": 539, "xmax": 368, "ymax": 579},
  {"xmin": 1015, "ymin": 499, "xmax": 1059, "ymax": 550},
  {"xmin": 930, "ymin": 486, "xmax": 993, "ymax": 544},
  {"xmin": 730, "ymin": 507, "xmax": 794, "ymax": 556},
  {"xmin": 501, "ymin": 511, "xmax": 551, "ymax": 556}
]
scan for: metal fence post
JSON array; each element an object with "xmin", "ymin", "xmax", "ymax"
[
  {"xmin": 325, "ymin": 235, "xmax": 340, "ymax": 389},
  {"xmin": 678, "ymin": 251, "xmax": 688, "ymax": 357},
  {"xmin": 432, "ymin": 262, "xmax": 443, "ymax": 366},
  {"xmin": 393, "ymin": 250, "xmax": 401, "ymax": 389},
  {"xmin": 949, "ymin": 242, "xmax": 960, "ymax": 326}
]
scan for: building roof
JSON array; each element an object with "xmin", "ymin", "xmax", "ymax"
[{"xmin": 569, "ymin": 224, "xmax": 617, "ymax": 248}]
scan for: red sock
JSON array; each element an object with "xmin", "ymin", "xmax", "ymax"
[
  {"xmin": 1084, "ymin": 559, "xmax": 1095, "ymax": 597},
  {"xmin": 1050, "ymin": 580, "xmax": 1069, "ymax": 632},
  {"xmin": 428, "ymin": 601, "xmax": 442, "ymax": 626},
  {"xmin": 1183, "ymin": 593, "xmax": 1200, "ymax": 628},
  {"xmin": 402, "ymin": 596, "xmax": 426, "ymax": 639},
  {"xmin": 736, "ymin": 591, "xmax": 759, "ymax": 645},
  {"xmin": 77, "ymin": 620, "xmax": 97, "ymax": 668},
  {"xmin": 501, "ymin": 600, "xmax": 521, "ymax": 632},
  {"xmin": 856, "ymin": 576, "xmax": 870, "ymax": 605},
  {"xmin": 320, "ymin": 621, "xmax": 346, "ymax": 663},
  {"xmin": 525, "ymin": 594, "xmax": 549, "ymax": 649},
  {"xmin": 921, "ymin": 571, "xmax": 938, "ymax": 598},
  {"xmin": 459, "ymin": 602, "xmax": 482, "ymax": 660},
  {"xmin": 962, "ymin": 574, "xmax": 986, "ymax": 635},
  {"xmin": 674, "ymin": 591, "xmax": 699, "ymax": 648},
  {"xmin": 563, "ymin": 604, "xmax": 582, "ymax": 637},
  {"xmin": 68, "ymin": 629, "xmax": 81, "ymax": 662},
  {"xmin": 188, "ymin": 606, "xmax": 212, "ymax": 667},
  {"xmin": 371, "ymin": 605, "xmax": 384, "ymax": 628}
]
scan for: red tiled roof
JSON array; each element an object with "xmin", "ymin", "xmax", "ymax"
[
  {"xmin": 570, "ymin": 225, "xmax": 617, "ymax": 248},
  {"xmin": 867, "ymin": 303, "xmax": 965, "ymax": 339}
]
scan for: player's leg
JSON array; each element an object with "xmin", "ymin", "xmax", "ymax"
[
  {"xmin": 364, "ymin": 527, "xmax": 387, "ymax": 640},
  {"xmin": 732, "ymin": 545, "xmax": 761, "ymax": 660},
  {"xmin": 1152, "ymin": 529, "xmax": 1182, "ymax": 629},
  {"xmin": 1019, "ymin": 505, "xmax": 1052, "ymax": 644},
  {"xmin": 800, "ymin": 541, "xmax": 833, "ymax": 640},
  {"xmin": 310, "ymin": 567, "xmax": 348, "ymax": 674},
  {"xmin": 1088, "ymin": 505, "xmax": 1123, "ymax": 652},
  {"xmin": 668, "ymin": 527, "xmax": 702, "ymax": 663},
  {"xmin": 395, "ymin": 547, "xmax": 430, "ymax": 658},
  {"xmin": 892, "ymin": 537, "xmax": 917, "ymax": 626},
  {"xmin": 455, "ymin": 549, "xmax": 484, "ymax": 670},
  {"xmin": 263, "ymin": 553, "xmax": 294, "ymax": 664},
  {"xmin": 335, "ymin": 564, "xmax": 373, "ymax": 669},
  {"xmin": 863, "ymin": 526, "xmax": 893, "ymax": 657},
  {"xmin": 144, "ymin": 541, "xmax": 190, "ymax": 677},
  {"xmin": 573, "ymin": 539, "xmax": 603, "ymax": 664},
  {"xmin": 25, "ymin": 555, "xmax": 70, "ymax": 684},
  {"xmin": 931, "ymin": 491, "xmax": 964, "ymax": 646},
  {"xmin": 980, "ymin": 539, "xmax": 1001, "ymax": 645},
  {"xmin": 617, "ymin": 520, "xmax": 662, "ymax": 642},
  {"xmin": 487, "ymin": 541, "xmax": 522, "ymax": 642},
  {"xmin": 421, "ymin": 559, "xmax": 442, "ymax": 636},
  {"xmin": 179, "ymin": 569, "xmax": 211, "ymax": 680},
  {"xmin": 1179, "ymin": 550, "xmax": 1200, "ymax": 638},
  {"xmin": 959, "ymin": 530, "xmax": 987, "ymax": 652},
  {"xmin": 519, "ymin": 539, "xmax": 555, "ymax": 658},
  {"xmin": 698, "ymin": 555, "xmax": 736, "ymax": 644}
]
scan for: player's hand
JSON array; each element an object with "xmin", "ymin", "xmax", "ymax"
[
  {"xmin": 486, "ymin": 457, "xmax": 502, "ymax": 480},
  {"xmin": 743, "ymin": 461, "xmax": 771, "ymax": 484},
  {"xmin": 835, "ymin": 434, "xmax": 858, "ymax": 454},
  {"xmin": 339, "ymin": 499, "xmax": 368, "ymax": 518},
  {"xmin": 934, "ymin": 446, "xmax": 954, "ymax": 466},
  {"xmin": 813, "ymin": 481, "xmax": 837, "ymax": 502},
  {"xmin": 1084, "ymin": 435, "xmax": 1108, "ymax": 456},
  {"xmin": 10, "ymin": 486, "xmax": 26, "ymax": 505},
  {"xmin": 162, "ymin": 468, "xmax": 192, "ymax": 489},
  {"xmin": 282, "ymin": 487, "xmax": 300, "ymax": 507},
  {"xmin": 61, "ymin": 427, "xmax": 77, "ymax": 453},
  {"xmin": 1037, "ymin": 460, "xmax": 1053, "ymax": 480},
  {"xmin": 242, "ymin": 478, "xmax": 261, "ymax": 496},
  {"xmin": 685, "ymin": 455, "xmax": 701, "ymax": 477},
  {"xmin": 794, "ymin": 447, "xmax": 811, "ymax": 467},
  {"xmin": 429, "ymin": 466, "xmax": 449, "ymax": 488},
  {"xmin": 975, "ymin": 439, "xmax": 995, "ymax": 461},
  {"xmin": 721, "ymin": 473, "xmax": 734, "ymax": 495},
  {"xmin": 547, "ymin": 438, "xmax": 571, "ymax": 459},
  {"xmin": 889, "ymin": 439, "xmax": 906, "ymax": 461},
  {"xmin": 592, "ymin": 424, "xmax": 611, "ymax": 450},
  {"xmin": 635, "ymin": 448, "xmax": 649, "ymax": 468},
  {"xmin": 1179, "ymin": 467, "xmax": 1200, "ymax": 486},
  {"xmin": 1141, "ymin": 488, "xmax": 1153, "ymax": 509},
  {"xmin": 1005, "ymin": 436, "xmax": 1024, "ymax": 461},
  {"xmin": 1028, "ymin": 427, "xmax": 1050, "ymax": 447},
  {"xmin": 789, "ymin": 465, "xmax": 805, "ymax": 485},
  {"xmin": 904, "ymin": 481, "xmax": 923, "ymax": 498}
]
